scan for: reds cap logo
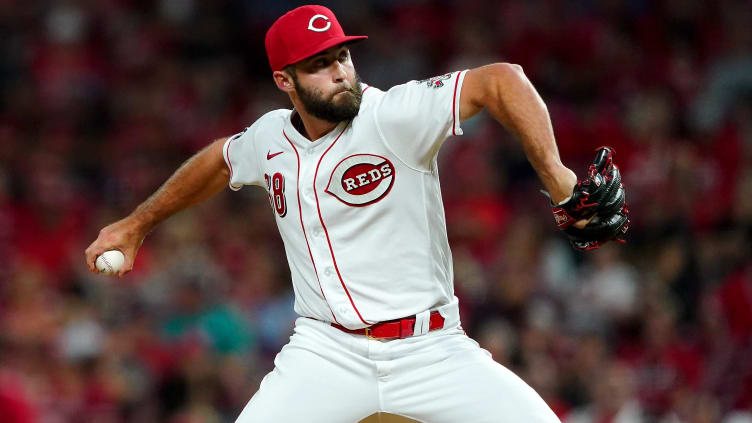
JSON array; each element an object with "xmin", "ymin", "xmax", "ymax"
[
  {"xmin": 307, "ymin": 14, "xmax": 331, "ymax": 32},
  {"xmin": 326, "ymin": 154, "xmax": 395, "ymax": 207}
]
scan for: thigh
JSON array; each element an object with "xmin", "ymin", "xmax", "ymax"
[
  {"xmin": 236, "ymin": 319, "xmax": 380, "ymax": 423},
  {"xmin": 382, "ymin": 331, "xmax": 560, "ymax": 423}
]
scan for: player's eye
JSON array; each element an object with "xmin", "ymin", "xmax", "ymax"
[{"xmin": 338, "ymin": 52, "xmax": 348, "ymax": 62}]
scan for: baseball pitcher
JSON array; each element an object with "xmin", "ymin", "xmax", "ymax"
[{"xmin": 85, "ymin": 5, "xmax": 628, "ymax": 422}]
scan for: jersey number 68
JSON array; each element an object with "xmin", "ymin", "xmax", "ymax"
[{"xmin": 264, "ymin": 172, "xmax": 287, "ymax": 217}]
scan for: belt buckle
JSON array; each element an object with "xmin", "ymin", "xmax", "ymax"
[{"xmin": 364, "ymin": 327, "xmax": 376, "ymax": 340}]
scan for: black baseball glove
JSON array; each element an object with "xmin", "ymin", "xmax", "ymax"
[{"xmin": 550, "ymin": 147, "xmax": 630, "ymax": 251}]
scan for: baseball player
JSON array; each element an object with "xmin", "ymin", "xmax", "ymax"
[{"xmin": 85, "ymin": 5, "xmax": 628, "ymax": 422}]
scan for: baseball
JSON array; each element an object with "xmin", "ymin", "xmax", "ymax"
[{"xmin": 95, "ymin": 250, "xmax": 125, "ymax": 274}]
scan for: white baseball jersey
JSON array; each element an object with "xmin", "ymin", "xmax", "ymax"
[{"xmin": 223, "ymin": 70, "xmax": 467, "ymax": 329}]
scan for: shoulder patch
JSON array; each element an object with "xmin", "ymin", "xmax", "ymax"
[{"xmin": 416, "ymin": 73, "xmax": 453, "ymax": 89}]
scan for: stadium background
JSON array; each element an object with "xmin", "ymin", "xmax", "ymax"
[{"xmin": 1, "ymin": 0, "xmax": 751, "ymax": 422}]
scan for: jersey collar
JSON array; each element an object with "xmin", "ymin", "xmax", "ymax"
[{"xmin": 284, "ymin": 109, "xmax": 350, "ymax": 151}]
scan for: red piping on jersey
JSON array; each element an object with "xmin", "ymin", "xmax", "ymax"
[
  {"xmin": 451, "ymin": 72, "xmax": 461, "ymax": 136},
  {"xmin": 314, "ymin": 123, "xmax": 372, "ymax": 325},
  {"xmin": 362, "ymin": 85, "xmax": 370, "ymax": 95},
  {"xmin": 224, "ymin": 137, "xmax": 235, "ymax": 181},
  {"xmin": 283, "ymin": 130, "xmax": 339, "ymax": 324}
]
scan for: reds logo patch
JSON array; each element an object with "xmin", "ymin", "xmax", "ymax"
[
  {"xmin": 417, "ymin": 73, "xmax": 452, "ymax": 89},
  {"xmin": 326, "ymin": 154, "xmax": 395, "ymax": 207}
]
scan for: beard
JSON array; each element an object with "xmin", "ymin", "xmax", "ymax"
[{"xmin": 293, "ymin": 73, "xmax": 363, "ymax": 123}]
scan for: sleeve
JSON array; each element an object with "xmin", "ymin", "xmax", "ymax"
[
  {"xmin": 374, "ymin": 70, "xmax": 467, "ymax": 170},
  {"xmin": 222, "ymin": 122, "xmax": 263, "ymax": 191}
]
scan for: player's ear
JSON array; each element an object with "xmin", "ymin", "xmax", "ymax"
[{"xmin": 273, "ymin": 70, "xmax": 295, "ymax": 93}]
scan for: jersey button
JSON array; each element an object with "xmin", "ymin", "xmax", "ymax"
[
  {"xmin": 324, "ymin": 267, "xmax": 334, "ymax": 276},
  {"xmin": 313, "ymin": 227, "xmax": 323, "ymax": 237}
]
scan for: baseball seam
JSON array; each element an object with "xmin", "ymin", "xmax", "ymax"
[{"xmin": 100, "ymin": 255, "xmax": 114, "ymax": 273}]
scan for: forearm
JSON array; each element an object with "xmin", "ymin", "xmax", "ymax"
[
  {"xmin": 468, "ymin": 64, "xmax": 576, "ymax": 203},
  {"xmin": 130, "ymin": 137, "xmax": 230, "ymax": 232}
]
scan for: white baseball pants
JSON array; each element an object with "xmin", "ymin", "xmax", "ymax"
[{"xmin": 235, "ymin": 313, "xmax": 560, "ymax": 423}]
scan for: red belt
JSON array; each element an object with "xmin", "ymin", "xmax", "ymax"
[{"xmin": 330, "ymin": 311, "xmax": 445, "ymax": 340}]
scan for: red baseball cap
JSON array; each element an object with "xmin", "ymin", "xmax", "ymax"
[{"xmin": 265, "ymin": 5, "xmax": 368, "ymax": 72}]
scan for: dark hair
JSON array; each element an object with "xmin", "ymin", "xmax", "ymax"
[{"xmin": 284, "ymin": 65, "xmax": 297, "ymax": 81}]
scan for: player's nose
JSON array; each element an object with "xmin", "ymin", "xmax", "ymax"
[{"xmin": 331, "ymin": 60, "xmax": 347, "ymax": 82}]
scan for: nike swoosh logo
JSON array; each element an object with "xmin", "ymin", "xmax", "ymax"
[{"xmin": 267, "ymin": 150, "xmax": 284, "ymax": 160}]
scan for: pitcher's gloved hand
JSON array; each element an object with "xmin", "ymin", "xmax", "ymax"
[{"xmin": 550, "ymin": 147, "xmax": 630, "ymax": 251}]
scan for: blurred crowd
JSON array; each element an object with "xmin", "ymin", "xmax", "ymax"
[{"xmin": 1, "ymin": 0, "xmax": 751, "ymax": 422}]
